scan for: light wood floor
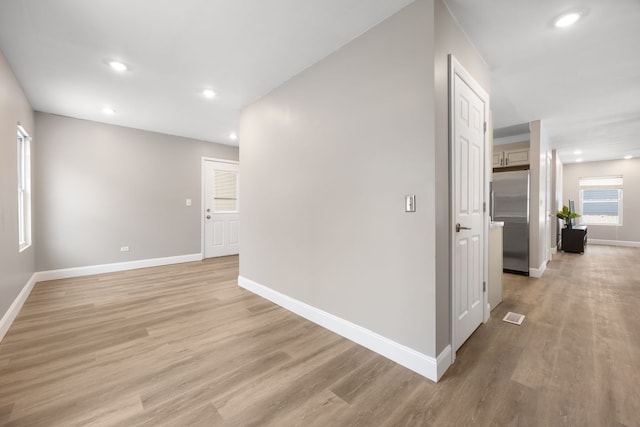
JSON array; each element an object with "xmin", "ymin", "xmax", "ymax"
[{"xmin": 1, "ymin": 246, "xmax": 639, "ymax": 426}]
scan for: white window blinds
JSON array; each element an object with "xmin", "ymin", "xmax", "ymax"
[
  {"xmin": 579, "ymin": 176, "xmax": 622, "ymax": 225},
  {"xmin": 214, "ymin": 170, "xmax": 238, "ymax": 212}
]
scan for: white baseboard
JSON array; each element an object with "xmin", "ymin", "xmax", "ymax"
[
  {"xmin": 589, "ymin": 239, "xmax": 640, "ymax": 248},
  {"xmin": 0, "ymin": 273, "xmax": 37, "ymax": 343},
  {"xmin": 238, "ymin": 275, "xmax": 450, "ymax": 382},
  {"xmin": 551, "ymin": 246, "xmax": 557, "ymax": 255},
  {"xmin": 436, "ymin": 344, "xmax": 452, "ymax": 380},
  {"xmin": 35, "ymin": 253, "xmax": 202, "ymax": 282},
  {"xmin": 529, "ymin": 261, "xmax": 547, "ymax": 278}
]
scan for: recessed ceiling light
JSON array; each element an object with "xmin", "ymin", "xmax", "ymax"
[
  {"xmin": 230, "ymin": 132, "xmax": 238, "ymax": 141},
  {"xmin": 624, "ymin": 155, "xmax": 633, "ymax": 159},
  {"xmin": 573, "ymin": 150, "xmax": 582, "ymax": 155},
  {"xmin": 109, "ymin": 61, "xmax": 128, "ymax": 72},
  {"xmin": 576, "ymin": 158, "xmax": 583, "ymax": 163},
  {"xmin": 554, "ymin": 12, "xmax": 581, "ymax": 28},
  {"xmin": 102, "ymin": 107, "xmax": 116, "ymax": 115},
  {"xmin": 202, "ymin": 89, "xmax": 216, "ymax": 98}
]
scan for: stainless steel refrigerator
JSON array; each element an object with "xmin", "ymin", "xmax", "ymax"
[{"xmin": 492, "ymin": 170, "xmax": 530, "ymax": 275}]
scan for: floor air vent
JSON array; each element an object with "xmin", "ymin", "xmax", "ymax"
[{"xmin": 502, "ymin": 312, "xmax": 526, "ymax": 325}]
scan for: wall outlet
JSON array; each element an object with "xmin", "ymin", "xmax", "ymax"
[{"xmin": 120, "ymin": 246, "xmax": 130, "ymax": 252}]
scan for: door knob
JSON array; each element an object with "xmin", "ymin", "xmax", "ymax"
[
  {"xmin": 456, "ymin": 223, "xmax": 471, "ymax": 232},
  {"xmin": 206, "ymin": 215, "xmax": 211, "ymax": 219}
]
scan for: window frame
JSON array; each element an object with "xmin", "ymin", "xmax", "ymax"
[
  {"xmin": 578, "ymin": 176, "xmax": 623, "ymax": 226},
  {"xmin": 17, "ymin": 125, "xmax": 32, "ymax": 252}
]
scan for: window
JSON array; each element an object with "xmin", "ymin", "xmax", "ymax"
[
  {"xmin": 213, "ymin": 170, "xmax": 238, "ymax": 212},
  {"xmin": 579, "ymin": 176, "xmax": 623, "ymax": 226},
  {"xmin": 17, "ymin": 125, "xmax": 32, "ymax": 251}
]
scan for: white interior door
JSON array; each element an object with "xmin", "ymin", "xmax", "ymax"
[
  {"xmin": 450, "ymin": 56, "xmax": 488, "ymax": 352},
  {"xmin": 204, "ymin": 160, "xmax": 239, "ymax": 258}
]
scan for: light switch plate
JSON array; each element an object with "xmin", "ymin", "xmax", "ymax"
[
  {"xmin": 186, "ymin": 198, "xmax": 192, "ymax": 206},
  {"xmin": 405, "ymin": 194, "xmax": 416, "ymax": 212}
]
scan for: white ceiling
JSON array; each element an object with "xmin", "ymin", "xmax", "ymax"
[
  {"xmin": 445, "ymin": 0, "xmax": 640, "ymax": 164},
  {"xmin": 0, "ymin": 0, "xmax": 413, "ymax": 146},
  {"xmin": 1, "ymin": 1, "xmax": 638, "ymax": 163}
]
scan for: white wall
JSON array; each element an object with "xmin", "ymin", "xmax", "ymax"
[
  {"xmin": 563, "ymin": 158, "xmax": 640, "ymax": 244},
  {"xmin": 35, "ymin": 113, "xmax": 238, "ymax": 271},
  {"xmin": 0, "ymin": 48, "xmax": 35, "ymax": 322}
]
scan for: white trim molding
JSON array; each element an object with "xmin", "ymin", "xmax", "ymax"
[
  {"xmin": 238, "ymin": 276, "xmax": 451, "ymax": 382},
  {"xmin": 529, "ymin": 261, "xmax": 547, "ymax": 278},
  {"xmin": 201, "ymin": 156, "xmax": 239, "ymax": 165},
  {"xmin": 0, "ymin": 273, "xmax": 37, "ymax": 342},
  {"xmin": 36, "ymin": 253, "xmax": 202, "ymax": 282},
  {"xmin": 589, "ymin": 239, "xmax": 640, "ymax": 248}
]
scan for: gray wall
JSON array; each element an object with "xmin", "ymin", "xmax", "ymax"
[
  {"xmin": 551, "ymin": 150, "xmax": 563, "ymax": 249},
  {"xmin": 241, "ymin": 0, "xmax": 437, "ymax": 356},
  {"xmin": 0, "ymin": 49, "xmax": 35, "ymax": 318},
  {"xmin": 494, "ymin": 133, "xmax": 530, "ymax": 146},
  {"xmin": 529, "ymin": 121, "xmax": 551, "ymax": 272},
  {"xmin": 433, "ymin": 0, "xmax": 490, "ymax": 354},
  {"xmin": 35, "ymin": 113, "xmax": 238, "ymax": 271},
  {"xmin": 494, "ymin": 140, "xmax": 530, "ymax": 151},
  {"xmin": 563, "ymin": 158, "xmax": 640, "ymax": 243},
  {"xmin": 240, "ymin": 0, "xmax": 489, "ymax": 358}
]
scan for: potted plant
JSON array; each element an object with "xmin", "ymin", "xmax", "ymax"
[{"xmin": 556, "ymin": 205, "xmax": 580, "ymax": 229}]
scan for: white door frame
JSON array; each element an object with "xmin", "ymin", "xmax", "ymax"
[
  {"xmin": 449, "ymin": 55, "xmax": 490, "ymax": 363},
  {"xmin": 201, "ymin": 157, "xmax": 240, "ymax": 259}
]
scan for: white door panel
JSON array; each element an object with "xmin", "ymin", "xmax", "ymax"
[
  {"xmin": 204, "ymin": 160, "xmax": 239, "ymax": 258},
  {"xmin": 213, "ymin": 222, "xmax": 224, "ymax": 246},
  {"xmin": 229, "ymin": 221, "xmax": 240, "ymax": 245},
  {"xmin": 451, "ymin": 57, "xmax": 488, "ymax": 353}
]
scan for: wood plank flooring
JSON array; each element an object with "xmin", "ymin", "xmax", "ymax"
[{"xmin": 1, "ymin": 246, "xmax": 639, "ymax": 426}]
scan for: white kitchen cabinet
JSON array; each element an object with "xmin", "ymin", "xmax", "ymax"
[
  {"xmin": 492, "ymin": 151, "xmax": 504, "ymax": 168},
  {"xmin": 492, "ymin": 148, "xmax": 529, "ymax": 168},
  {"xmin": 504, "ymin": 148, "xmax": 529, "ymax": 166}
]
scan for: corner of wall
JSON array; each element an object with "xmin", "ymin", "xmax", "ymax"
[
  {"xmin": 433, "ymin": 0, "xmax": 491, "ymax": 355},
  {"xmin": 0, "ymin": 47, "xmax": 36, "ymax": 326},
  {"xmin": 0, "ymin": 274, "xmax": 37, "ymax": 343}
]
